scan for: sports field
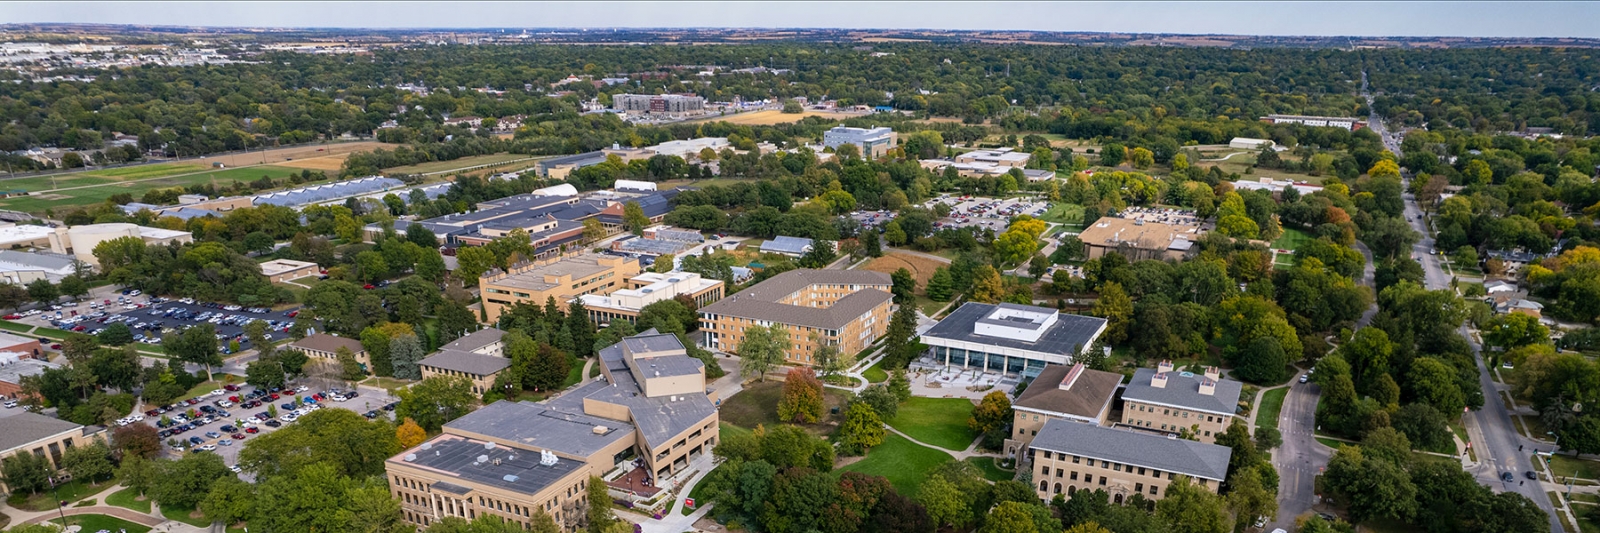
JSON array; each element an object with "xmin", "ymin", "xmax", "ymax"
[
  {"xmin": 0, "ymin": 164, "xmax": 304, "ymax": 213},
  {"xmin": 694, "ymin": 108, "xmax": 845, "ymax": 126}
]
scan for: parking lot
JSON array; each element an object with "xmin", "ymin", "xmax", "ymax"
[
  {"xmin": 925, "ymin": 195, "xmax": 1053, "ymax": 232},
  {"xmin": 849, "ymin": 210, "xmax": 897, "ymax": 230},
  {"xmin": 30, "ymin": 298, "xmax": 300, "ymax": 352},
  {"xmin": 125, "ymin": 381, "xmax": 400, "ymax": 475}
]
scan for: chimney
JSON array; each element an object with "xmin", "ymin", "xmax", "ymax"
[
  {"xmin": 1204, "ymin": 366, "xmax": 1220, "ymax": 381},
  {"xmin": 1150, "ymin": 372, "xmax": 1168, "ymax": 389},
  {"xmin": 1059, "ymin": 363, "xmax": 1085, "ymax": 391},
  {"xmin": 1157, "ymin": 360, "xmax": 1175, "ymax": 374},
  {"xmin": 1198, "ymin": 378, "xmax": 1216, "ymax": 396}
]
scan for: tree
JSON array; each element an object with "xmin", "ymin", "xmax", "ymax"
[
  {"xmin": 201, "ymin": 477, "xmax": 256, "ymax": 527},
  {"xmin": 237, "ymin": 408, "xmax": 401, "ymax": 480},
  {"xmin": 994, "ymin": 229, "xmax": 1040, "ymax": 266},
  {"xmin": 1128, "ymin": 147, "xmax": 1155, "ymax": 169},
  {"xmin": 891, "ymin": 268, "xmax": 916, "ymax": 304},
  {"xmin": 799, "ymin": 239, "xmax": 839, "ymax": 269},
  {"xmin": 117, "ymin": 455, "xmax": 159, "ymax": 497},
  {"xmin": 778, "ymin": 368, "xmax": 826, "ymax": 424},
  {"xmin": 1235, "ymin": 336, "xmax": 1291, "ymax": 384},
  {"xmin": 1154, "ymin": 477, "xmax": 1231, "ymax": 533},
  {"xmin": 971, "ymin": 265, "xmax": 1005, "ymax": 303},
  {"xmin": 813, "ymin": 337, "xmax": 849, "ymax": 381},
  {"xmin": 623, "ymin": 201, "xmax": 650, "ymax": 235},
  {"xmin": 918, "ymin": 474, "xmax": 970, "ymax": 529},
  {"xmin": 246, "ymin": 357, "xmax": 287, "ymax": 390},
  {"xmin": 1091, "ymin": 282, "xmax": 1133, "ymax": 345},
  {"xmin": 407, "ymin": 222, "xmax": 440, "ymax": 248},
  {"xmin": 586, "ymin": 475, "xmax": 615, "ymax": 533},
  {"xmin": 889, "ymin": 370, "xmax": 912, "ymax": 401},
  {"xmin": 336, "ymin": 346, "xmax": 367, "ymax": 380},
  {"xmin": 1226, "ymin": 466, "xmax": 1277, "ymax": 528},
  {"xmin": 389, "ymin": 333, "xmax": 426, "ymax": 380},
  {"xmin": 25, "ymin": 278, "xmax": 57, "ymax": 305},
  {"xmin": 1323, "ymin": 445, "xmax": 1417, "ymax": 523},
  {"xmin": 165, "ymin": 322, "xmax": 222, "ymax": 381},
  {"xmin": 738, "ymin": 324, "xmax": 788, "ymax": 382},
  {"xmin": 1408, "ymin": 356, "xmax": 1467, "ymax": 417},
  {"xmin": 981, "ymin": 501, "xmax": 1043, "ymax": 533},
  {"xmin": 881, "ymin": 301, "xmax": 922, "ymax": 368},
  {"xmin": 970, "ymin": 390, "xmax": 1012, "ymax": 435},
  {"xmin": 525, "ymin": 343, "xmax": 572, "ymax": 392},
  {"xmin": 1483, "ymin": 312, "xmax": 1550, "ymax": 351},
  {"xmin": 437, "ymin": 300, "xmax": 481, "ymax": 344},
  {"xmin": 927, "ymin": 267, "xmax": 954, "ymax": 302},
  {"xmin": 1100, "ymin": 143, "xmax": 1126, "ymax": 167},
  {"xmin": 58, "ymin": 274, "xmax": 89, "ymax": 301},
  {"xmin": 861, "ymin": 229, "xmax": 883, "ymax": 258},
  {"xmin": 396, "ymin": 375, "xmax": 478, "ymax": 432},
  {"xmin": 884, "ymin": 221, "xmax": 908, "ymax": 246},
  {"xmin": 113, "ymin": 423, "xmax": 162, "ymax": 460},
  {"xmin": 153, "ymin": 451, "xmax": 232, "ymax": 509},
  {"xmin": 455, "ymin": 246, "xmax": 497, "ymax": 285},
  {"xmin": 0, "ymin": 448, "xmax": 51, "ymax": 494},
  {"xmin": 250, "ymin": 462, "xmax": 356, "ymax": 532}
]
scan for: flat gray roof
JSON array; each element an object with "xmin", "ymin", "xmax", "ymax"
[
  {"xmin": 444, "ymin": 400, "xmax": 635, "ymax": 458},
  {"xmin": 441, "ymin": 328, "xmax": 505, "ymax": 354},
  {"xmin": 548, "ymin": 337, "xmax": 714, "ymax": 450},
  {"xmin": 697, "ymin": 269, "xmax": 893, "ymax": 330},
  {"xmin": 1030, "ymin": 418, "xmax": 1232, "ymax": 482},
  {"xmin": 0, "ymin": 412, "xmax": 87, "ymax": 452},
  {"xmin": 1122, "ymin": 368, "xmax": 1243, "ymax": 416},
  {"xmin": 486, "ymin": 255, "xmax": 631, "ymax": 292},
  {"xmin": 923, "ymin": 302, "xmax": 1107, "ymax": 357},
  {"xmin": 419, "ymin": 350, "xmax": 511, "ymax": 377},
  {"xmin": 398, "ymin": 435, "xmax": 584, "ymax": 498}
]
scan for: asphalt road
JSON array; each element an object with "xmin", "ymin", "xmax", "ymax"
[{"xmin": 1271, "ymin": 379, "xmax": 1329, "ymax": 531}]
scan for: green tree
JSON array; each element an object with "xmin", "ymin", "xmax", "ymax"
[
  {"xmin": 60, "ymin": 440, "xmax": 114, "ymax": 482},
  {"xmin": 981, "ymin": 501, "xmax": 1043, "ymax": 533},
  {"xmin": 838, "ymin": 403, "xmax": 886, "ymax": 456},
  {"xmin": 389, "ymin": 333, "xmax": 426, "ymax": 380},
  {"xmin": 1090, "ymin": 282, "xmax": 1133, "ymax": 345},
  {"xmin": 116, "ymin": 455, "xmax": 159, "ymax": 497},
  {"xmin": 918, "ymin": 474, "xmax": 970, "ymax": 529},
  {"xmin": 1408, "ymin": 356, "xmax": 1467, "ymax": 417},
  {"xmin": 58, "ymin": 274, "xmax": 89, "ymax": 301},
  {"xmin": 153, "ymin": 451, "xmax": 232, "ymax": 509},
  {"xmin": 861, "ymin": 228, "xmax": 883, "ymax": 258},
  {"xmin": 969, "ymin": 390, "xmax": 1013, "ymax": 434},
  {"xmin": 623, "ymin": 201, "xmax": 650, "ymax": 236},
  {"xmin": 927, "ymin": 267, "xmax": 955, "ymax": 302},
  {"xmin": 237, "ymin": 408, "xmax": 401, "ymax": 480},
  {"xmin": 395, "ymin": 375, "xmax": 478, "ymax": 432},
  {"xmin": 1154, "ymin": 477, "xmax": 1231, "ymax": 533},
  {"xmin": 454, "ymin": 246, "xmax": 497, "ymax": 286},
  {"xmin": 857, "ymin": 384, "xmax": 900, "ymax": 420},
  {"xmin": 1322, "ymin": 445, "xmax": 1417, "ymax": 523},
  {"xmin": 0, "ymin": 449, "xmax": 51, "ymax": 494},
  {"xmin": 437, "ymin": 300, "xmax": 481, "ymax": 344},
  {"xmin": 1226, "ymin": 466, "xmax": 1277, "ymax": 528},
  {"xmin": 738, "ymin": 324, "xmax": 788, "ymax": 382},
  {"xmin": 586, "ymin": 475, "xmax": 615, "ymax": 533},
  {"xmin": 98, "ymin": 322, "xmax": 135, "ymax": 346},
  {"xmin": 201, "ymin": 477, "xmax": 256, "ymax": 527},
  {"xmin": 890, "ymin": 267, "xmax": 917, "ymax": 304},
  {"xmin": 1128, "ymin": 147, "xmax": 1155, "ymax": 169},
  {"xmin": 25, "ymin": 278, "xmax": 57, "ymax": 305}
]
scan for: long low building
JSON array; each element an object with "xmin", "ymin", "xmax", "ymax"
[
  {"xmin": 698, "ymin": 269, "xmax": 892, "ymax": 365},
  {"xmin": 1005, "ymin": 362, "xmax": 1122, "ymax": 456},
  {"xmin": 0, "ymin": 412, "xmax": 106, "ymax": 494},
  {"xmin": 480, "ymin": 254, "xmax": 642, "ymax": 323},
  {"xmin": 580, "ymin": 272, "xmax": 724, "ymax": 326},
  {"xmin": 921, "ymin": 302, "xmax": 1107, "ymax": 378},
  {"xmin": 1028, "ymin": 417, "xmax": 1231, "ymax": 504},
  {"xmin": 388, "ymin": 330, "xmax": 718, "ymax": 530},
  {"xmin": 1075, "ymin": 217, "xmax": 1202, "ymax": 262}
]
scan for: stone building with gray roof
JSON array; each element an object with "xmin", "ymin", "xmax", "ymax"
[
  {"xmin": 698, "ymin": 269, "xmax": 893, "ymax": 365},
  {"xmin": 1119, "ymin": 363, "xmax": 1244, "ymax": 444},
  {"xmin": 0, "ymin": 412, "xmax": 105, "ymax": 494},
  {"xmin": 1027, "ymin": 418, "xmax": 1231, "ymax": 504}
]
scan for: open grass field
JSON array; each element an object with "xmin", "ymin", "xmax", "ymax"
[
  {"xmin": 860, "ymin": 252, "xmax": 946, "ymax": 288},
  {"xmin": 719, "ymin": 380, "xmax": 852, "ymax": 434},
  {"xmin": 51, "ymin": 514, "xmax": 153, "ymax": 533},
  {"xmin": 863, "ymin": 359, "xmax": 890, "ymax": 383},
  {"xmin": 383, "ymin": 153, "xmax": 535, "ymax": 175},
  {"xmin": 836, "ymin": 433, "xmax": 952, "ymax": 497},
  {"xmin": 197, "ymin": 140, "xmax": 398, "ymax": 169},
  {"xmin": 1208, "ymin": 153, "xmax": 1325, "ymax": 183},
  {"xmin": 1547, "ymin": 454, "xmax": 1600, "ymax": 481},
  {"xmin": 1040, "ymin": 203, "xmax": 1085, "ymax": 225},
  {"xmin": 886, "ymin": 396, "xmax": 978, "ymax": 451},
  {"xmin": 1256, "ymin": 388, "xmax": 1287, "ymax": 432},
  {"xmin": 106, "ymin": 486, "xmax": 153, "ymax": 513},
  {"xmin": 1270, "ymin": 227, "xmax": 1315, "ymax": 252},
  {"xmin": 965, "ymin": 456, "xmax": 1015, "ymax": 482},
  {"xmin": 6, "ymin": 479, "xmax": 109, "ymax": 511},
  {"xmin": 0, "ymin": 164, "xmax": 304, "ymax": 213},
  {"xmin": 698, "ymin": 109, "xmax": 839, "ymax": 126}
]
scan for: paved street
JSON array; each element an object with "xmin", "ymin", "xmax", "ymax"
[{"xmin": 1271, "ymin": 380, "xmax": 1329, "ymax": 531}]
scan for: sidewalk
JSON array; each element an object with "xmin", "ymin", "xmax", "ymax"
[{"xmin": 4, "ymin": 482, "xmax": 211, "ymax": 532}]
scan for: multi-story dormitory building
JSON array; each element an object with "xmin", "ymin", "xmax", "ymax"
[
  {"xmin": 387, "ymin": 330, "xmax": 719, "ymax": 530},
  {"xmin": 697, "ymin": 269, "xmax": 893, "ymax": 365}
]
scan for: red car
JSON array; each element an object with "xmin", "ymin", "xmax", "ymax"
[
  {"xmin": 268, "ymin": 393, "xmax": 280, "ymax": 400},
  {"xmin": 231, "ymin": 433, "xmax": 246, "ymax": 440},
  {"xmin": 49, "ymin": 343, "xmax": 61, "ymax": 349},
  {"xmin": 362, "ymin": 284, "xmax": 375, "ymax": 290},
  {"xmin": 245, "ymin": 427, "xmax": 259, "ymax": 434},
  {"xmin": 72, "ymin": 325, "xmax": 86, "ymax": 331},
  {"xmin": 2, "ymin": 314, "xmax": 19, "ymax": 319},
  {"xmin": 224, "ymin": 384, "xmax": 240, "ymax": 392},
  {"xmin": 228, "ymin": 396, "xmax": 240, "ymax": 402}
]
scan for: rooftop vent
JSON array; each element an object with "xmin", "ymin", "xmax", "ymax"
[
  {"xmin": 492, "ymin": 458, "xmax": 502, "ymax": 466},
  {"xmin": 484, "ymin": 442, "xmax": 497, "ymax": 451},
  {"xmin": 593, "ymin": 425, "xmax": 608, "ymax": 435},
  {"xmin": 1151, "ymin": 372, "xmax": 1169, "ymax": 389},
  {"xmin": 1157, "ymin": 360, "xmax": 1175, "ymax": 374},
  {"xmin": 1203, "ymin": 366, "xmax": 1220, "ymax": 380},
  {"xmin": 477, "ymin": 454, "xmax": 490, "ymax": 463},
  {"xmin": 503, "ymin": 474, "xmax": 519, "ymax": 483},
  {"xmin": 1198, "ymin": 378, "xmax": 1217, "ymax": 396},
  {"xmin": 420, "ymin": 442, "xmax": 433, "ymax": 451},
  {"xmin": 404, "ymin": 453, "xmax": 417, "ymax": 462},
  {"xmin": 540, "ymin": 450, "xmax": 559, "ymax": 467},
  {"xmin": 1059, "ymin": 363, "xmax": 1085, "ymax": 391}
]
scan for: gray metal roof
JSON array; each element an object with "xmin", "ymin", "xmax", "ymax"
[
  {"xmin": 0, "ymin": 412, "xmax": 87, "ymax": 452},
  {"xmin": 0, "ymin": 250, "xmax": 77, "ymax": 271},
  {"xmin": 551, "ymin": 345, "xmax": 715, "ymax": 450},
  {"xmin": 444, "ymin": 400, "xmax": 635, "ymax": 458},
  {"xmin": 441, "ymin": 328, "xmax": 505, "ymax": 353},
  {"xmin": 398, "ymin": 435, "xmax": 584, "ymax": 498},
  {"xmin": 253, "ymin": 177, "xmax": 404, "ymax": 208},
  {"xmin": 923, "ymin": 302, "xmax": 1107, "ymax": 357},
  {"xmin": 616, "ymin": 237, "xmax": 693, "ymax": 256},
  {"xmin": 1030, "ymin": 418, "xmax": 1232, "ymax": 482},
  {"xmin": 697, "ymin": 269, "xmax": 893, "ymax": 330},
  {"xmin": 1122, "ymin": 368, "xmax": 1243, "ymax": 416},
  {"xmin": 418, "ymin": 350, "xmax": 511, "ymax": 377},
  {"xmin": 760, "ymin": 236, "xmax": 814, "ymax": 255}
]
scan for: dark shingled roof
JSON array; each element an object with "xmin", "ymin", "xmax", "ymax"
[
  {"xmin": 289, "ymin": 333, "xmax": 365, "ymax": 354},
  {"xmin": 419, "ymin": 350, "xmax": 511, "ymax": 377},
  {"xmin": 0, "ymin": 412, "xmax": 87, "ymax": 452},
  {"xmin": 1013, "ymin": 364, "xmax": 1122, "ymax": 421},
  {"xmin": 698, "ymin": 269, "xmax": 892, "ymax": 330},
  {"xmin": 1030, "ymin": 418, "xmax": 1232, "ymax": 482}
]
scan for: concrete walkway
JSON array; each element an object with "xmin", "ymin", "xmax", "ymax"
[{"xmin": 4, "ymin": 482, "xmax": 211, "ymax": 532}]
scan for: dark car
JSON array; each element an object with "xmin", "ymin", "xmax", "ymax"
[
  {"xmin": 188, "ymin": 436, "xmax": 204, "ymax": 445},
  {"xmin": 382, "ymin": 402, "xmax": 397, "ymax": 411},
  {"xmin": 280, "ymin": 402, "xmax": 295, "ymax": 410},
  {"xmin": 264, "ymin": 419, "xmax": 282, "ymax": 428},
  {"xmin": 224, "ymin": 384, "xmax": 240, "ymax": 392},
  {"xmin": 220, "ymin": 425, "xmax": 237, "ymax": 432},
  {"xmin": 346, "ymin": 391, "xmax": 360, "ymax": 399},
  {"xmin": 1526, "ymin": 471, "xmax": 1538, "ymax": 480},
  {"xmin": 1501, "ymin": 472, "xmax": 1515, "ymax": 482},
  {"xmin": 363, "ymin": 410, "xmax": 379, "ymax": 419}
]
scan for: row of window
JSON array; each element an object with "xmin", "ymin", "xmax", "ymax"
[
  {"xmin": 1129, "ymin": 402, "xmax": 1225, "ymax": 423},
  {"xmin": 1126, "ymin": 418, "xmax": 1213, "ymax": 437},
  {"xmin": 1040, "ymin": 481, "xmax": 1159, "ymax": 497},
  {"xmin": 1038, "ymin": 450, "xmax": 1174, "ymax": 480}
]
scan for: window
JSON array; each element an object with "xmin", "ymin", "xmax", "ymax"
[
  {"xmin": 1138, "ymin": 467, "xmax": 1146, "ymax": 475},
  {"xmin": 1072, "ymin": 455, "xmax": 1080, "ymax": 464},
  {"xmin": 1054, "ymin": 483, "xmax": 1062, "ymax": 494},
  {"xmin": 1098, "ymin": 476, "xmax": 1107, "ymax": 486},
  {"xmin": 1042, "ymin": 465, "xmax": 1051, "ymax": 476},
  {"xmin": 1070, "ymin": 472, "xmax": 1078, "ymax": 481},
  {"xmin": 1135, "ymin": 483, "xmax": 1143, "ymax": 493},
  {"xmin": 1150, "ymin": 485, "xmax": 1159, "ymax": 495},
  {"xmin": 1056, "ymin": 468, "xmax": 1063, "ymax": 477},
  {"xmin": 1039, "ymin": 480, "xmax": 1049, "ymax": 492},
  {"xmin": 1151, "ymin": 469, "xmax": 1162, "ymax": 478}
]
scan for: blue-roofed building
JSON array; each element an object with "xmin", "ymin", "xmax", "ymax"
[
  {"xmin": 253, "ymin": 176, "xmax": 405, "ymax": 208},
  {"xmin": 596, "ymin": 189, "xmax": 680, "ymax": 232},
  {"xmin": 759, "ymin": 235, "xmax": 816, "ymax": 257}
]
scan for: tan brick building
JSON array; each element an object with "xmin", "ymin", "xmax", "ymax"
[
  {"xmin": 579, "ymin": 272, "xmax": 724, "ymax": 327},
  {"xmin": 258, "ymin": 259, "xmax": 320, "ymax": 283},
  {"xmin": 1119, "ymin": 363, "xmax": 1242, "ymax": 444},
  {"xmin": 288, "ymin": 333, "xmax": 369, "ymax": 367},
  {"xmin": 418, "ymin": 329, "xmax": 509, "ymax": 396},
  {"xmin": 0, "ymin": 413, "xmax": 106, "ymax": 494},
  {"xmin": 1028, "ymin": 418, "xmax": 1230, "ymax": 504},
  {"xmin": 480, "ymin": 254, "xmax": 641, "ymax": 323},
  {"xmin": 1076, "ymin": 217, "xmax": 1203, "ymax": 262},
  {"xmin": 388, "ymin": 331, "xmax": 719, "ymax": 530},
  {"xmin": 1005, "ymin": 363, "xmax": 1122, "ymax": 457},
  {"xmin": 697, "ymin": 269, "xmax": 893, "ymax": 365}
]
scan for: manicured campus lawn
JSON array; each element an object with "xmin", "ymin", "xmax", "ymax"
[
  {"xmin": 385, "ymin": 153, "xmax": 531, "ymax": 175},
  {"xmin": 1256, "ymin": 388, "xmax": 1287, "ymax": 432},
  {"xmin": 1040, "ymin": 203, "xmax": 1085, "ymax": 225},
  {"xmin": 161, "ymin": 503, "xmax": 212, "ymax": 527},
  {"xmin": 1269, "ymin": 227, "xmax": 1315, "ymax": 252},
  {"xmin": 837, "ymin": 433, "xmax": 953, "ymax": 497},
  {"xmin": 5, "ymin": 479, "xmax": 108, "ymax": 511},
  {"xmin": 719, "ymin": 380, "xmax": 851, "ymax": 432},
  {"xmin": 1546, "ymin": 454, "xmax": 1600, "ymax": 481},
  {"xmin": 965, "ymin": 456, "xmax": 1014, "ymax": 482},
  {"xmin": 863, "ymin": 359, "xmax": 890, "ymax": 383},
  {"xmin": 0, "ymin": 165, "xmax": 304, "ymax": 213},
  {"xmin": 106, "ymin": 486, "xmax": 153, "ymax": 513},
  {"xmin": 886, "ymin": 397, "xmax": 978, "ymax": 451},
  {"xmin": 53, "ymin": 514, "xmax": 152, "ymax": 533}
]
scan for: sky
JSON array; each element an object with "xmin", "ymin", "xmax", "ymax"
[{"xmin": 4, "ymin": 2, "xmax": 1600, "ymax": 39}]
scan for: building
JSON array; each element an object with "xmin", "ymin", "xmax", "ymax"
[
  {"xmin": 0, "ymin": 331, "xmax": 43, "ymax": 360},
  {"xmin": 921, "ymin": 303, "xmax": 1108, "ymax": 378},
  {"xmin": 418, "ymin": 329, "xmax": 509, "ymax": 396},
  {"xmin": 595, "ymin": 190, "xmax": 679, "ymax": 234},
  {"xmin": 1261, "ymin": 114, "xmax": 1366, "ymax": 131},
  {"xmin": 0, "ymin": 413, "xmax": 106, "ymax": 494},
  {"xmin": 1231, "ymin": 178, "xmax": 1323, "ymax": 197},
  {"xmin": 288, "ymin": 333, "xmax": 369, "ymax": 367},
  {"xmin": 1228, "ymin": 137, "xmax": 1275, "ymax": 150},
  {"xmin": 1005, "ymin": 363, "xmax": 1123, "ymax": 456},
  {"xmin": 252, "ymin": 176, "xmax": 406, "ymax": 209},
  {"xmin": 823, "ymin": 126, "xmax": 898, "ymax": 158},
  {"xmin": 1496, "ymin": 298, "xmax": 1544, "ymax": 318},
  {"xmin": 955, "ymin": 148, "xmax": 1031, "ymax": 168},
  {"xmin": 580, "ymin": 272, "xmax": 724, "ymax": 326},
  {"xmin": 534, "ymin": 146, "xmax": 652, "ymax": 180},
  {"xmin": 611, "ymin": 94, "xmax": 706, "ymax": 114},
  {"xmin": 698, "ymin": 269, "xmax": 893, "ymax": 364},
  {"xmin": 480, "ymin": 255, "xmax": 642, "ymax": 323},
  {"xmin": 0, "ymin": 223, "xmax": 57, "ymax": 250},
  {"xmin": 1075, "ymin": 217, "xmax": 1202, "ymax": 262},
  {"xmin": 1027, "ymin": 418, "xmax": 1230, "ymax": 504},
  {"xmin": 610, "ymin": 235, "xmax": 697, "ymax": 258},
  {"xmin": 759, "ymin": 236, "xmax": 820, "ymax": 257},
  {"xmin": 49, "ymin": 223, "xmax": 194, "ymax": 268},
  {"xmin": 258, "ymin": 259, "xmax": 320, "ymax": 283},
  {"xmin": 613, "ymin": 180, "xmax": 657, "ymax": 192},
  {"xmin": 1484, "ymin": 280, "xmax": 1517, "ymax": 294},
  {"xmin": 0, "ymin": 358, "xmax": 59, "ymax": 399},
  {"xmin": 388, "ymin": 331, "xmax": 718, "ymax": 530},
  {"xmin": 0, "ymin": 250, "xmax": 79, "ymax": 284},
  {"xmin": 649, "ymin": 138, "xmax": 729, "ymax": 159},
  {"xmin": 919, "ymin": 159, "xmax": 1051, "ymax": 181},
  {"xmin": 1119, "ymin": 363, "xmax": 1243, "ymax": 443}
]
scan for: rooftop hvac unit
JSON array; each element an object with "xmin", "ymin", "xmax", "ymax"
[
  {"xmin": 593, "ymin": 425, "xmax": 608, "ymax": 435},
  {"xmin": 503, "ymin": 474, "xmax": 519, "ymax": 483},
  {"xmin": 477, "ymin": 454, "xmax": 490, "ymax": 463},
  {"xmin": 404, "ymin": 453, "xmax": 417, "ymax": 462},
  {"xmin": 420, "ymin": 443, "xmax": 433, "ymax": 451},
  {"xmin": 484, "ymin": 442, "xmax": 496, "ymax": 450},
  {"xmin": 540, "ymin": 450, "xmax": 559, "ymax": 466}
]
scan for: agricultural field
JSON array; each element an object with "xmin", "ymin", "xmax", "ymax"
[
  {"xmin": 197, "ymin": 140, "xmax": 398, "ymax": 169},
  {"xmin": 697, "ymin": 108, "xmax": 841, "ymax": 126},
  {"xmin": 0, "ymin": 165, "xmax": 305, "ymax": 213},
  {"xmin": 382, "ymin": 153, "xmax": 536, "ymax": 175}
]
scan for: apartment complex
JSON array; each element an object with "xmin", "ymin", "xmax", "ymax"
[
  {"xmin": 921, "ymin": 303, "xmax": 1108, "ymax": 377},
  {"xmin": 388, "ymin": 331, "xmax": 718, "ymax": 529},
  {"xmin": 288, "ymin": 333, "xmax": 369, "ymax": 367},
  {"xmin": 823, "ymin": 126, "xmax": 898, "ymax": 158},
  {"xmin": 1260, "ymin": 114, "xmax": 1367, "ymax": 131},
  {"xmin": 1005, "ymin": 363, "xmax": 1123, "ymax": 456},
  {"xmin": 698, "ymin": 269, "xmax": 892, "ymax": 364},
  {"xmin": 1075, "ymin": 217, "xmax": 1202, "ymax": 262},
  {"xmin": 480, "ymin": 254, "xmax": 642, "ymax": 323},
  {"xmin": 1119, "ymin": 363, "xmax": 1243, "ymax": 443},
  {"xmin": 612, "ymin": 94, "xmax": 706, "ymax": 114},
  {"xmin": 1028, "ymin": 418, "xmax": 1230, "ymax": 504},
  {"xmin": 0, "ymin": 413, "xmax": 106, "ymax": 494},
  {"xmin": 418, "ymin": 329, "xmax": 510, "ymax": 396},
  {"xmin": 579, "ymin": 272, "xmax": 724, "ymax": 326}
]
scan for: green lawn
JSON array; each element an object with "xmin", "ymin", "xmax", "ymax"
[
  {"xmin": 5, "ymin": 479, "xmax": 109, "ymax": 511},
  {"xmin": 1040, "ymin": 203, "xmax": 1085, "ymax": 225},
  {"xmin": 1256, "ymin": 388, "xmax": 1287, "ymax": 432},
  {"xmin": 1270, "ymin": 227, "xmax": 1315, "ymax": 252},
  {"xmin": 161, "ymin": 503, "xmax": 212, "ymax": 527},
  {"xmin": 385, "ymin": 153, "xmax": 532, "ymax": 175},
  {"xmin": 0, "ymin": 320, "xmax": 33, "ymax": 333},
  {"xmin": 719, "ymin": 380, "xmax": 851, "ymax": 434},
  {"xmin": 563, "ymin": 356, "xmax": 585, "ymax": 388},
  {"xmin": 52, "ymin": 514, "xmax": 152, "ymax": 533},
  {"xmin": 837, "ymin": 433, "xmax": 953, "ymax": 497},
  {"xmin": 1316, "ymin": 437, "xmax": 1345, "ymax": 449},
  {"xmin": 0, "ymin": 165, "xmax": 304, "ymax": 213},
  {"xmin": 1546, "ymin": 454, "xmax": 1600, "ymax": 481},
  {"xmin": 105, "ymin": 486, "xmax": 153, "ymax": 513},
  {"xmin": 682, "ymin": 461, "xmax": 727, "ymax": 515},
  {"xmin": 886, "ymin": 397, "xmax": 978, "ymax": 451},
  {"xmin": 863, "ymin": 359, "xmax": 890, "ymax": 383},
  {"xmin": 965, "ymin": 456, "xmax": 1014, "ymax": 482}
]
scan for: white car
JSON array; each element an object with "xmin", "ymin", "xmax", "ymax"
[
  {"xmin": 209, "ymin": 389, "xmax": 225, "ymax": 397},
  {"xmin": 229, "ymin": 465, "xmax": 242, "ymax": 473},
  {"xmin": 199, "ymin": 444, "xmax": 216, "ymax": 451},
  {"xmin": 4, "ymin": 401, "xmax": 17, "ymax": 408},
  {"xmin": 295, "ymin": 385, "xmax": 309, "ymax": 393}
]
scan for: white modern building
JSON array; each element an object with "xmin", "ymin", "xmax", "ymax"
[
  {"xmin": 649, "ymin": 138, "xmax": 729, "ymax": 159},
  {"xmin": 1228, "ymin": 137, "xmax": 1274, "ymax": 150},
  {"xmin": 823, "ymin": 126, "xmax": 898, "ymax": 158},
  {"xmin": 921, "ymin": 302, "xmax": 1108, "ymax": 378}
]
